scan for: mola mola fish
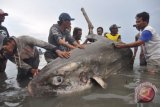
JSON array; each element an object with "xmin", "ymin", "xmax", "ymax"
[{"xmin": 28, "ymin": 35, "xmax": 133, "ymax": 97}]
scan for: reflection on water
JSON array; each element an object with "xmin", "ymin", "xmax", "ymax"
[{"xmin": 0, "ymin": 55, "xmax": 160, "ymax": 107}]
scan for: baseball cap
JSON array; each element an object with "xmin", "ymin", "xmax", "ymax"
[
  {"xmin": 59, "ymin": 13, "xmax": 75, "ymax": 21},
  {"xmin": 0, "ymin": 9, "xmax": 8, "ymax": 16},
  {"xmin": 109, "ymin": 24, "xmax": 121, "ymax": 30}
]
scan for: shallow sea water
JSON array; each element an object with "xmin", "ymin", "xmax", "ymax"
[{"xmin": 0, "ymin": 55, "xmax": 160, "ymax": 107}]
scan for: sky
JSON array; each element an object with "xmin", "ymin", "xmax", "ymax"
[{"xmin": 0, "ymin": 0, "xmax": 160, "ymax": 43}]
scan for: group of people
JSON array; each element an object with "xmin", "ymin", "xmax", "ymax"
[
  {"xmin": 0, "ymin": 11, "xmax": 85, "ymax": 82},
  {"xmin": 0, "ymin": 9, "xmax": 160, "ymax": 84},
  {"xmin": 96, "ymin": 24, "xmax": 122, "ymax": 42}
]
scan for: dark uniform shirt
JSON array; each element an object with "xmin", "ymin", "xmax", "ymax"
[{"xmin": 0, "ymin": 25, "xmax": 10, "ymax": 72}]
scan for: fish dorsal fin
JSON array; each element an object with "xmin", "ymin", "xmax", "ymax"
[{"xmin": 92, "ymin": 76, "xmax": 107, "ymax": 89}]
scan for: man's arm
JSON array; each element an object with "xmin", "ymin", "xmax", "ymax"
[
  {"xmin": 72, "ymin": 41, "xmax": 85, "ymax": 49},
  {"xmin": 58, "ymin": 38, "xmax": 76, "ymax": 49},
  {"xmin": 115, "ymin": 40, "xmax": 144, "ymax": 48},
  {"xmin": 20, "ymin": 36, "xmax": 70, "ymax": 59},
  {"xmin": 65, "ymin": 31, "xmax": 85, "ymax": 49},
  {"xmin": 118, "ymin": 30, "xmax": 152, "ymax": 48},
  {"xmin": 21, "ymin": 36, "xmax": 57, "ymax": 51}
]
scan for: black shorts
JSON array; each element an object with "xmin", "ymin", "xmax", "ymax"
[
  {"xmin": 17, "ymin": 56, "xmax": 40, "ymax": 82},
  {"xmin": 17, "ymin": 67, "xmax": 33, "ymax": 82}
]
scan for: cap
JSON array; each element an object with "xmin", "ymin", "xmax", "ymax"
[
  {"xmin": 109, "ymin": 24, "xmax": 121, "ymax": 30},
  {"xmin": 59, "ymin": 13, "xmax": 75, "ymax": 21},
  {"xmin": 0, "ymin": 9, "xmax": 8, "ymax": 16}
]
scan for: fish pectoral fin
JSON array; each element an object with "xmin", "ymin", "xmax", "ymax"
[{"xmin": 92, "ymin": 76, "xmax": 107, "ymax": 89}]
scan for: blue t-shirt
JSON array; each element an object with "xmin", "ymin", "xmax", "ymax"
[{"xmin": 139, "ymin": 30, "xmax": 152, "ymax": 42}]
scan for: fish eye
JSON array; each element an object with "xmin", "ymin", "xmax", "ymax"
[
  {"xmin": 57, "ymin": 76, "xmax": 62, "ymax": 82},
  {"xmin": 50, "ymin": 76, "xmax": 64, "ymax": 86}
]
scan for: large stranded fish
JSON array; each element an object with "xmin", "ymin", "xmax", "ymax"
[{"xmin": 28, "ymin": 35, "xmax": 133, "ymax": 97}]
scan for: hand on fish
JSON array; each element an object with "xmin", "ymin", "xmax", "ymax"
[
  {"xmin": 31, "ymin": 68, "xmax": 40, "ymax": 77},
  {"xmin": 113, "ymin": 42, "xmax": 127, "ymax": 48},
  {"xmin": 77, "ymin": 44, "xmax": 85, "ymax": 49},
  {"xmin": 56, "ymin": 50, "xmax": 70, "ymax": 59}
]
